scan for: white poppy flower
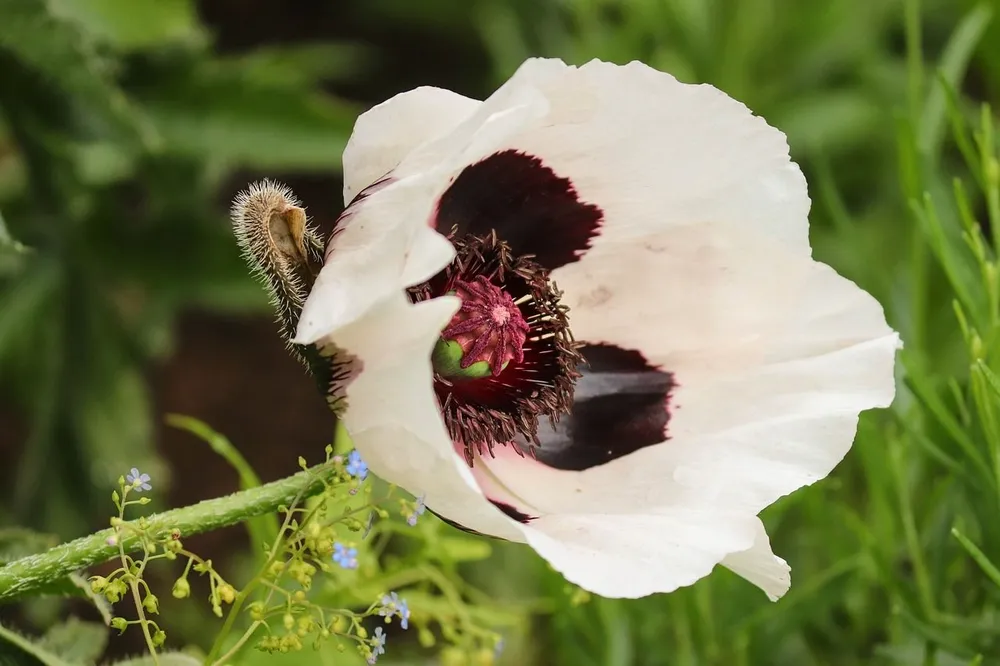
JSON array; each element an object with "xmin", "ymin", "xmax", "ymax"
[{"xmin": 292, "ymin": 58, "xmax": 900, "ymax": 600}]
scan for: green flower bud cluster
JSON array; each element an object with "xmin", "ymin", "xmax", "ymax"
[
  {"xmin": 89, "ymin": 469, "xmax": 239, "ymax": 659},
  {"xmin": 85, "ymin": 446, "xmax": 522, "ymax": 666},
  {"xmin": 244, "ymin": 470, "xmax": 383, "ymax": 655}
]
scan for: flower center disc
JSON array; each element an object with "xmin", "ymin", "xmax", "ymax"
[
  {"xmin": 409, "ymin": 232, "xmax": 581, "ymax": 463},
  {"xmin": 432, "ymin": 277, "xmax": 531, "ymax": 380}
]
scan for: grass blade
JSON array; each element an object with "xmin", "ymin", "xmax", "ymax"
[
  {"xmin": 951, "ymin": 526, "xmax": 1000, "ymax": 590},
  {"xmin": 166, "ymin": 415, "xmax": 278, "ymax": 553}
]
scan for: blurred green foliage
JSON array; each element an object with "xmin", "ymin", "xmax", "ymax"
[
  {"xmin": 0, "ymin": 0, "xmax": 364, "ymax": 537},
  {"xmin": 3, "ymin": 0, "xmax": 1000, "ymax": 664}
]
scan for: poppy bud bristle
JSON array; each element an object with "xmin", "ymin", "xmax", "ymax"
[{"xmin": 230, "ymin": 179, "xmax": 327, "ymax": 371}]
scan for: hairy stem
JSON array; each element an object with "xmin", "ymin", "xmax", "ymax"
[{"xmin": 0, "ymin": 461, "xmax": 335, "ymax": 603}]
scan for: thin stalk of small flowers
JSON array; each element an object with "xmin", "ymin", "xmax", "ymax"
[
  {"xmin": 208, "ymin": 446, "xmax": 388, "ymax": 663},
  {"xmin": 209, "ymin": 558, "xmax": 293, "ymax": 662},
  {"xmin": 213, "ymin": 483, "xmax": 411, "ymax": 659},
  {"xmin": 360, "ymin": 557, "xmax": 513, "ymax": 652},
  {"xmin": 348, "ymin": 564, "xmax": 476, "ymax": 641},
  {"xmin": 211, "ymin": 615, "xmax": 267, "ymax": 665},
  {"xmin": 113, "ymin": 476, "xmax": 161, "ymax": 663},
  {"xmin": 256, "ymin": 578, "xmax": 369, "ymax": 630},
  {"xmin": 206, "ymin": 482, "xmax": 311, "ymax": 664},
  {"xmin": 213, "ymin": 565, "xmax": 378, "ymax": 661}
]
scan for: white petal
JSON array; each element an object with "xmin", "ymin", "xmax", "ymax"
[
  {"xmin": 342, "ymin": 87, "xmax": 480, "ymax": 204},
  {"xmin": 297, "ymin": 82, "xmax": 551, "ymax": 346},
  {"xmin": 294, "ymin": 175, "xmax": 453, "ymax": 344},
  {"xmin": 298, "ymin": 58, "xmax": 899, "ymax": 602},
  {"xmin": 468, "ymin": 443, "xmax": 598, "ymax": 516},
  {"xmin": 538, "ymin": 224, "xmax": 896, "ymax": 517},
  {"xmin": 448, "ymin": 219, "xmax": 895, "ymax": 602},
  {"xmin": 399, "ymin": 225, "xmax": 458, "ymax": 288},
  {"xmin": 391, "ymin": 82, "xmax": 552, "ymax": 183},
  {"xmin": 556, "ymin": 220, "xmax": 898, "ymax": 377},
  {"xmin": 476, "ymin": 57, "xmax": 811, "ymax": 252},
  {"xmin": 522, "ymin": 510, "xmax": 759, "ymax": 599},
  {"xmin": 323, "ymin": 291, "xmax": 523, "ymax": 541},
  {"xmin": 720, "ymin": 517, "xmax": 790, "ymax": 601}
]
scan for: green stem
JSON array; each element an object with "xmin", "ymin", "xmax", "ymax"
[
  {"xmin": 128, "ymin": 575, "xmax": 159, "ymax": 664},
  {"xmin": 211, "ymin": 619, "xmax": 264, "ymax": 666},
  {"xmin": 207, "ymin": 423, "xmax": 350, "ymax": 663},
  {"xmin": 0, "ymin": 461, "xmax": 335, "ymax": 603},
  {"xmin": 204, "ymin": 489, "xmax": 304, "ymax": 664},
  {"xmin": 904, "ymin": 0, "xmax": 924, "ymax": 122},
  {"xmin": 117, "ymin": 487, "xmax": 160, "ymax": 664}
]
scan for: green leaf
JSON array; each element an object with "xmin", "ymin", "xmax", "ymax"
[
  {"xmin": 75, "ymin": 361, "xmax": 159, "ymax": 504},
  {"xmin": 0, "ymin": 531, "xmax": 109, "ymax": 622},
  {"xmin": 226, "ymin": 42, "xmax": 374, "ymax": 88},
  {"xmin": 46, "ymin": 0, "xmax": 202, "ymax": 50},
  {"xmin": 166, "ymin": 415, "xmax": 278, "ymax": 551},
  {"xmin": 0, "ymin": 0, "xmax": 157, "ymax": 146},
  {"xmin": 138, "ymin": 64, "xmax": 356, "ymax": 169},
  {"xmin": 775, "ymin": 90, "xmax": 882, "ymax": 158},
  {"xmin": 37, "ymin": 619, "xmax": 107, "ymax": 665},
  {"xmin": 875, "ymin": 642, "xmax": 977, "ymax": 666},
  {"xmin": 0, "ymin": 528, "xmax": 57, "ymax": 566},
  {"xmin": 166, "ymin": 415, "xmax": 265, "ymax": 491},
  {"xmin": 0, "ymin": 623, "xmax": 75, "ymax": 666},
  {"xmin": 0, "ymin": 209, "xmax": 26, "ymax": 253},
  {"xmin": 437, "ymin": 536, "xmax": 493, "ymax": 563},
  {"xmin": 910, "ymin": 187, "xmax": 986, "ymax": 325},
  {"xmin": 920, "ymin": 3, "xmax": 994, "ymax": 160},
  {"xmin": 0, "ymin": 263, "xmax": 58, "ymax": 368},
  {"xmin": 65, "ymin": 574, "xmax": 112, "ymax": 626},
  {"xmin": 975, "ymin": 359, "xmax": 1000, "ymax": 400},
  {"xmin": 902, "ymin": 372, "xmax": 992, "ymax": 481},
  {"xmin": 393, "ymin": 589, "xmax": 523, "ymax": 630},
  {"xmin": 105, "ymin": 654, "xmax": 201, "ymax": 666},
  {"xmin": 0, "ymin": 209, "xmax": 30, "ymax": 277}
]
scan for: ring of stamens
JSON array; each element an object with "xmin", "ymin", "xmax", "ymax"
[{"xmin": 409, "ymin": 230, "xmax": 581, "ymax": 464}]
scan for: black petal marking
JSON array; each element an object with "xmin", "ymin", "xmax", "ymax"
[
  {"xmin": 532, "ymin": 343, "xmax": 675, "ymax": 471},
  {"xmin": 435, "ymin": 149, "xmax": 603, "ymax": 270},
  {"xmin": 491, "ymin": 501, "xmax": 536, "ymax": 524},
  {"xmin": 431, "ymin": 500, "xmax": 535, "ymax": 537}
]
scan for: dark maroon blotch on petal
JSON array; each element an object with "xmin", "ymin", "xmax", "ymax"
[
  {"xmin": 435, "ymin": 149, "xmax": 603, "ymax": 270},
  {"xmin": 533, "ymin": 343, "xmax": 675, "ymax": 471}
]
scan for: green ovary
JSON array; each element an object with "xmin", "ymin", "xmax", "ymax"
[{"xmin": 432, "ymin": 338, "xmax": 507, "ymax": 380}]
